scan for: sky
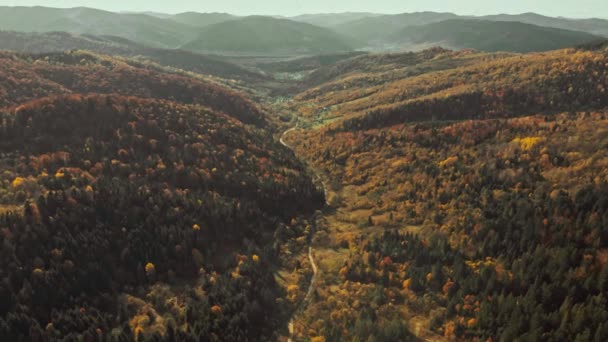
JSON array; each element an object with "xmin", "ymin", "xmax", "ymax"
[{"xmin": 0, "ymin": 0, "xmax": 606, "ymax": 18}]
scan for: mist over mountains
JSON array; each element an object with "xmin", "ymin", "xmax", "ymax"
[{"xmin": 0, "ymin": 6, "xmax": 605, "ymax": 56}]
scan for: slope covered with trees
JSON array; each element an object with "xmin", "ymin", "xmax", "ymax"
[
  {"xmin": 0, "ymin": 6, "xmax": 195, "ymax": 49},
  {"xmin": 169, "ymin": 12, "xmax": 236, "ymax": 27},
  {"xmin": 286, "ymin": 112, "xmax": 608, "ymax": 341},
  {"xmin": 331, "ymin": 11, "xmax": 608, "ymax": 49},
  {"xmin": 0, "ymin": 51, "xmax": 266, "ymax": 126},
  {"xmin": 482, "ymin": 12, "xmax": 608, "ymax": 37},
  {"xmin": 182, "ymin": 16, "xmax": 356, "ymax": 56},
  {"xmin": 333, "ymin": 12, "xmax": 459, "ymax": 45},
  {"xmin": 390, "ymin": 19, "xmax": 601, "ymax": 53},
  {"xmin": 0, "ymin": 47, "xmax": 328, "ymax": 340},
  {"xmin": 281, "ymin": 45, "xmax": 608, "ymax": 341},
  {"xmin": 0, "ymin": 31, "xmax": 268, "ymax": 83},
  {"xmin": 293, "ymin": 46, "xmax": 608, "ymax": 130}
]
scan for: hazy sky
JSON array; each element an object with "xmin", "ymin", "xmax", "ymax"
[{"xmin": 0, "ymin": 0, "xmax": 606, "ymax": 18}]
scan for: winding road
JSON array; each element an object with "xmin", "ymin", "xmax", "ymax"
[{"xmin": 280, "ymin": 127, "xmax": 321, "ymax": 342}]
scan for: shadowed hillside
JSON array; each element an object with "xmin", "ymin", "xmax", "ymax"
[
  {"xmin": 0, "ymin": 6, "xmax": 195, "ymax": 48},
  {"xmin": 182, "ymin": 16, "xmax": 356, "ymax": 56},
  {"xmin": 0, "ymin": 31, "xmax": 268, "ymax": 83},
  {"xmin": 390, "ymin": 19, "xmax": 601, "ymax": 53}
]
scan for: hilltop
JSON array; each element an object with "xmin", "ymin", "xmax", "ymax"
[
  {"xmin": 0, "ymin": 50, "xmax": 266, "ymax": 126},
  {"xmin": 293, "ymin": 47, "xmax": 608, "ymax": 130},
  {"xmin": 170, "ymin": 12, "xmax": 236, "ymax": 27},
  {"xmin": 0, "ymin": 31, "xmax": 267, "ymax": 82},
  {"xmin": 390, "ymin": 19, "xmax": 601, "ymax": 53},
  {"xmin": 0, "ymin": 6, "xmax": 195, "ymax": 48},
  {"xmin": 182, "ymin": 16, "xmax": 356, "ymax": 56}
]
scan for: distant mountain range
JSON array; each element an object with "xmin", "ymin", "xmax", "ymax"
[
  {"xmin": 289, "ymin": 12, "xmax": 384, "ymax": 27},
  {"xmin": 181, "ymin": 16, "xmax": 356, "ymax": 56},
  {"xmin": 0, "ymin": 31, "xmax": 267, "ymax": 81},
  {"xmin": 389, "ymin": 19, "xmax": 602, "ymax": 53},
  {"xmin": 0, "ymin": 6, "xmax": 194, "ymax": 48},
  {"xmin": 0, "ymin": 6, "xmax": 605, "ymax": 56},
  {"xmin": 169, "ymin": 12, "xmax": 237, "ymax": 27}
]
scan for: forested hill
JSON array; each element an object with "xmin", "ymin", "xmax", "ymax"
[
  {"xmin": 0, "ymin": 51, "xmax": 325, "ymax": 341},
  {"xmin": 0, "ymin": 31, "xmax": 268, "ymax": 83},
  {"xmin": 0, "ymin": 51, "xmax": 266, "ymax": 127},
  {"xmin": 0, "ymin": 6, "xmax": 195, "ymax": 48},
  {"xmin": 389, "ymin": 19, "xmax": 601, "ymax": 53},
  {"xmin": 292, "ymin": 46, "xmax": 608, "ymax": 131},
  {"xmin": 181, "ymin": 16, "xmax": 356, "ymax": 56},
  {"xmin": 281, "ymin": 44, "xmax": 608, "ymax": 341}
]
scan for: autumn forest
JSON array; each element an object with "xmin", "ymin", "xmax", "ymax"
[{"xmin": 0, "ymin": 5, "xmax": 608, "ymax": 342}]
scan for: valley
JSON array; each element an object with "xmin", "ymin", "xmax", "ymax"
[{"xmin": 0, "ymin": 5, "xmax": 608, "ymax": 342}]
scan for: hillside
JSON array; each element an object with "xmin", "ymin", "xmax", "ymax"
[
  {"xmin": 0, "ymin": 94, "xmax": 323, "ymax": 341},
  {"xmin": 390, "ymin": 19, "xmax": 602, "ymax": 53},
  {"xmin": 256, "ymin": 52, "xmax": 366, "ymax": 74},
  {"xmin": 298, "ymin": 47, "xmax": 496, "ymax": 88},
  {"xmin": 332, "ymin": 11, "xmax": 608, "ymax": 50},
  {"xmin": 285, "ymin": 111, "xmax": 608, "ymax": 341},
  {"xmin": 0, "ymin": 47, "xmax": 325, "ymax": 340},
  {"xmin": 0, "ymin": 6, "xmax": 195, "ymax": 48},
  {"xmin": 289, "ymin": 12, "xmax": 382, "ymax": 28},
  {"xmin": 0, "ymin": 50, "xmax": 266, "ymax": 126},
  {"xmin": 182, "ymin": 16, "xmax": 356, "ymax": 56},
  {"xmin": 333, "ymin": 12, "xmax": 459, "ymax": 45},
  {"xmin": 482, "ymin": 12, "xmax": 608, "ymax": 37},
  {"xmin": 280, "ymin": 45, "xmax": 608, "ymax": 341},
  {"xmin": 293, "ymin": 47, "xmax": 608, "ymax": 129},
  {"xmin": 170, "ymin": 12, "xmax": 236, "ymax": 27},
  {"xmin": 0, "ymin": 31, "xmax": 267, "ymax": 82}
]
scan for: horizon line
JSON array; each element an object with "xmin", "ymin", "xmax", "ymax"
[{"xmin": 0, "ymin": 5, "xmax": 606, "ymax": 21}]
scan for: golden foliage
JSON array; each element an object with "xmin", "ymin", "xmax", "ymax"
[
  {"xmin": 512, "ymin": 136, "xmax": 543, "ymax": 150},
  {"xmin": 11, "ymin": 177, "xmax": 25, "ymax": 188},
  {"xmin": 438, "ymin": 156, "xmax": 459, "ymax": 167},
  {"xmin": 144, "ymin": 262, "xmax": 155, "ymax": 275},
  {"xmin": 287, "ymin": 284, "xmax": 299, "ymax": 294}
]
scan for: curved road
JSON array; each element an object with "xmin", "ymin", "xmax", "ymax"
[{"xmin": 281, "ymin": 127, "xmax": 321, "ymax": 342}]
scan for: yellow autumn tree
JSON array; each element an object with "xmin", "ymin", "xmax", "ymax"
[
  {"xmin": 145, "ymin": 262, "xmax": 156, "ymax": 276},
  {"xmin": 11, "ymin": 177, "xmax": 25, "ymax": 188}
]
